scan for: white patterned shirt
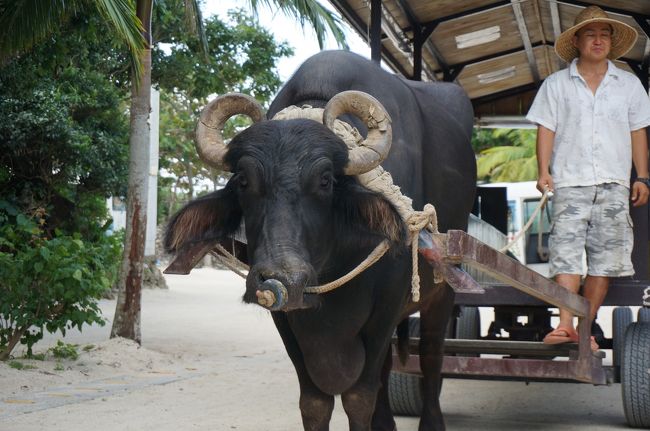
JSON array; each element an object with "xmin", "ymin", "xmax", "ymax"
[{"xmin": 526, "ymin": 59, "xmax": 650, "ymax": 189}]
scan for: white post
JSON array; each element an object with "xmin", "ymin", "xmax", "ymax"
[{"xmin": 145, "ymin": 88, "xmax": 159, "ymax": 258}]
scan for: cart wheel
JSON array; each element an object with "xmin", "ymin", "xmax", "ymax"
[
  {"xmin": 456, "ymin": 306, "xmax": 480, "ymax": 339},
  {"xmin": 613, "ymin": 307, "xmax": 633, "ymax": 367},
  {"xmin": 388, "ymin": 371, "xmax": 423, "ymax": 416},
  {"xmin": 637, "ymin": 307, "xmax": 650, "ymax": 323},
  {"xmin": 621, "ymin": 322, "xmax": 650, "ymax": 427},
  {"xmin": 389, "ymin": 316, "xmax": 422, "ymax": 416},
  {"xmin": 455, "ymin": 306, "xmax": 480, "ymax": 357}
]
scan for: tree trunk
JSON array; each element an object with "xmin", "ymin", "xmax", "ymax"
[
  {"xmin": 111, "ymin": 0, "xmax": 153, "ymax": 343},
  {"xmin": 185, "ymin": 160, "xmax": 194, "ymax": 199},
  {"xmin": 0, "ymin": 327, "xmax": 27, "ymax": 361}
]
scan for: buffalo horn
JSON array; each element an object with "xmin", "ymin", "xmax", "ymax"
[
  {"xmin": 195, "ymin": 93, "xmax": 265, "ymax": 171},
  {"xmin": 323, "ymin": 91, "xmax": 392, "ymax": 175}
]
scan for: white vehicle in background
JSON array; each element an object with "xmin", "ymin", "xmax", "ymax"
[{"xmin": 475, "ymin": 180, "xmax": 551, "ymax": 276}]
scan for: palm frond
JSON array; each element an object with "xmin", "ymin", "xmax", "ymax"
[
  {"xmin": 95, "ymin": 0, "xmax": 145, "ymax": 82},
  {"xmin": 249, "ymin": 0, "xmax": 348, "ymax": 49},
  {"xmin": 490, "ymin": 156, "xmax": 538, "ymax": 182},
  {"xmin": 184, "ymin": 0, "xmax": 208, "ymax": 58},
  {"xmin": 477, "ymin": 145, "xmax": 535, "ymax": 180},
  {"xmin": 0, "ymin": 0, "xmax": 76, "ymax": 59},
  {"xmin": 1, "ymin": 0, "xmax": 145, "ymax": 81}
]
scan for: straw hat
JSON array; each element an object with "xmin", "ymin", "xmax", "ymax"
[{"xmin": 554, "ymin": 5, "xmax": 638, "ymax": 62}]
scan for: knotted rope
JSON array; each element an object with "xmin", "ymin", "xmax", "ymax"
[{"xmin": 407, "ymin": 204, "xmax": 439, "ymax": 300}]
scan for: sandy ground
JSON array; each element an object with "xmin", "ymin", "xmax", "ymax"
[{"xmin": 0, "ymin": 268, "xmax": 633, "ymax": 431}]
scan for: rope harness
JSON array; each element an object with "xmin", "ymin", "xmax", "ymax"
[{"xmin": 213, "ymin": 105, "xmax": 441, "ymax": 304}]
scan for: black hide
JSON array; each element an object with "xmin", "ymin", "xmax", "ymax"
[{"xmin": 166, "ymin": 50, "xmax": 476, "ymax": 431}]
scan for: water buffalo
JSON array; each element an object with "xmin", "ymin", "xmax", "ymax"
[{"xmin": 165, "ymin": 50, "xmax": 476, "ymax": 430}]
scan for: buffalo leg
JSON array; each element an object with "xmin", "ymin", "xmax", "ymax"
[
  {"xmin": 418, "ymin": 283, "xmax": 455, "ymax": 431},
  {"xmin": 271, "ymin": 312, "xmax": 334, "ymax": 430},
  {"xmin": 371, "ymin": 348, "xmax": 397, "ymax": 431},
  {"xmin": 342, "ymin": 315, "xmax": 401, "ymax": 430},
  {"xmin": 341, "ymin": 382, "xmax": 379, "ymax": 431}
]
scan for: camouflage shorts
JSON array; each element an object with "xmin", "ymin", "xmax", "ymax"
[{"xmin": 549, "ymin": 183, "xmax": 634, "ymax": 278}]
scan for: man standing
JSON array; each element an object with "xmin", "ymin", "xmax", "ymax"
[{"xmin": 526, "ymin": 5, "xmax": 650, "ymax": 350}]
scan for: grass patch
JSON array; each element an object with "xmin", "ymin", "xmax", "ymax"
[
  {"xmin": 23, "ymin": 352, "xmax": 46, "ymax": 361},
  {"xmin": 8, "ymin": 361, "xmax": 37, "ymax": 370}
]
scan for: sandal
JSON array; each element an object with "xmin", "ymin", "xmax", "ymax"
[
  {"xmin": 543, "ymin": 326, "xmax": 578, "ymax": 344},
  {"xmin": 543, "ymin": 327, "xmax": 599, "ymax": 351}
]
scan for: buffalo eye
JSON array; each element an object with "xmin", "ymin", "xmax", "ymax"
[
  {"xmin": 320, "ymin": 172, "xmax": 332, "ymax": 189},
  {"xmin": 237, "ymin": 173, "xmax": 248, "ymax": 189}
]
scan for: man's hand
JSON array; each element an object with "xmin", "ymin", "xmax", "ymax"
[
  {"xmin": 537, "ymin": 172, "xmax": 554, "ymax": 194},
  {"xmin": 536, "ymin": 125, "xmax": 554, "ymax": 194},
  {"xmin": 631, "ymin": 181, "xmax": 649, "ymax": 207}
]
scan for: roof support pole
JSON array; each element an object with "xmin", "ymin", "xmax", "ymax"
[
  {"xmin": 549, "ymin": 0, "xmax": 565, "ymax": 70},
  {"xmin": 413, "ymin": 32, "xmax": 423, "ymax": 81},
  {"xmin": 511, "ymin": 0, "xmax": 540, "ymax": 83},
  {"xmin": 370, "ymin": 0, "xmax": 382, "ymax": 64}
]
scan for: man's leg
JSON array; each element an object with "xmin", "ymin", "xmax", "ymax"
[
  {"xmin": 555, "ymin": 273, "xmax": 582, "ymax": 330},
  {"xmin": 582, "ymin": 275, "xmax": 609, "ymax": 321}
]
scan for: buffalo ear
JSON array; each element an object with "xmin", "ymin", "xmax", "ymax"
[
  {"xmin": 355, "ymin": 192, "xmax": 405, "ymax": 244},
  {"xmin": 336, "ymin": 180, "xmax": 406, "ymax": 246},
  {"xmin": 163, "ymin": 187, "xmax": 242, "ymax": 273}
]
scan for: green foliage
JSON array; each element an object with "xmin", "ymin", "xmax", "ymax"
[
  {"xmin": 153, "ymin": 7, "xmax": 293, "ymax": 100},
  {"xmin": 476, "ymin": 129, "xmax": 538, "ymax": 183},
  {"xmin": 153, "ymin": 4, "xmax": 293, "ymax": 218},
  {"xmin": 8, "ymin": 360, "xmax": 37, "ymax": 370},
  {"xmin": 24, "ymin": 352, "xmax": 46, "ymax": 361},
  {"xmin": 49, "ymin": 340, "xmax": 80, "ymax": 360},
  {"xmin": 0, "ymin": 0, "xmax": 145, "ymax": 84},
  {"xmin": 248, "ymin": 0, "xmax": 347, "ymax": 50},
  {"xmin": 472, "ymin": 128, "xmax": 512, "ymax": 153},
  {"xmin": 0, "ymin": 207, "xmax": 120, "ymax": 360},
  {"xmin": 0, "ymin": 12, "xmax": 130, "ymax": 241}
]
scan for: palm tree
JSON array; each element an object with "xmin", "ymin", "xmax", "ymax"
[
  {"xmin": 0, "ymin": 0, "xmax": 145, "ymax": 74},
  {"xmin": 476, "ymin": 129, "xmax": 538, "ymax": 183},
  {"xmin": 1, "ymin": 0, "xmax": 348, "ymax": 343},
  {"xmin": 109, "ymin": 0, "xmax": 153, "ymax": 342},
  {"xmin": 249, "ymin": 0, "xmax": 347, "ymax": 49}
]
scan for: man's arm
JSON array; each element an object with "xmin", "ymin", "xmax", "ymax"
[
  {"xmin": 536, "ymin": 125, "xmax": 555, "ymax": 193},
  {"xmin": 631, "ymin": 128, "xmax": 649, "ymax": 207}
]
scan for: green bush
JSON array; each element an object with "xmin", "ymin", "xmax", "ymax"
[
  {"xmin": 49, "ymin": 340, "xmax": 79, "ymax": 360},
  {"xmin": 0, "ymin": 206, "xmax": 122, "ymax": 360}
]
